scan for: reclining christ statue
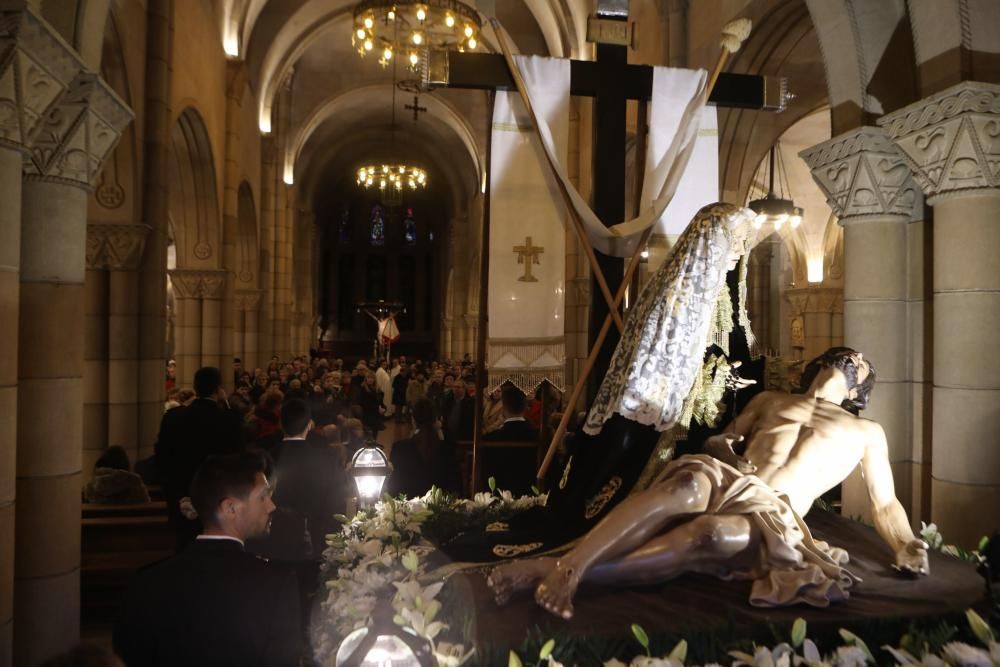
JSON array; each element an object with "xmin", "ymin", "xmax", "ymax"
[{"xmin": 486, "ymin": 202, "xmax": 927, "ymax": 618}]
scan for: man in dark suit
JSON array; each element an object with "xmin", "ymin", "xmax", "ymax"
[
  {"xmin": 113, "ymin": 451, "xmax": 301, "ymax": 666},
  {"xmin": 440, "ymin": 378, "xmax": 476, "ymax": 444},
  {"xmin": 248, "ymin": 398, "xmax": 347, "ymax": 632},
  {"xmin": 386, "ymin": 398, "xmax": 462, "ymax": 498},
  {"xmin": 480, "ymin": 384, "xmax": 540, "ymax": 495},
  {"xmin": 482, "ymin": 384, "xmax": 539, "ymax": 443},
  {"xmin": 155, "ymin": 367, "xmax": 246, "ymax": 549},
  {"xmin": 251, "ymin": 398, "xmax": 346, "ymax": 560}
]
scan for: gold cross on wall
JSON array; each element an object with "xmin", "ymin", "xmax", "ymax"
[{"xmin": 513, "ymin": 236, "xmax": 544, "ymax": 282}]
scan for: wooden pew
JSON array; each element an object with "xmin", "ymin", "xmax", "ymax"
[{"xmin": 81, "ymin": 501, "xmax": 174, "ymax": 621}]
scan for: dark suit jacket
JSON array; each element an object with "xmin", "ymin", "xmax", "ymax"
[
  {"xmin": 155, "ymin": 399, "xmax": 245, "ymax": 543},
  {"xmin": 480, "ymin": 418, "xmax": 540, "ymax": 496},
  {"xmin": 441, "ymin": 394, "xmax": 475, "ymax": 443},
  {"xmin": 250, "ymin": 438, "xmax": 347, "ymax": 561},
  {"xmin": 385, "ymin": 433, "xmax": 462, "ymax": 498},
  {"xmin": 113, "ymin": 538, "xmax": 301, "ymax": 666},
  {"xmin": 481, "ymin": 418, "xmax": 538, "ymax": 443}
]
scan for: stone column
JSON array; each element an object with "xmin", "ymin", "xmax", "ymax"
[
  {"xmin": 0, "ymin": 8, "xmax": 88, "ymax": 658},
  {"xmin": 236, "ymin": 289, "xmax": 262, "ymax": 370},
  {"xmin": 881, "ymin": 81, "xmax": 1000, "ymax": 546},
  {"xmin": 84, "ymin": 224, "xmax": 150, "ymax": 471},
  {"xmin": 83, "ymin": 263, "xmax": 109, "ymax": 478},
  {"xmin": 784, "ymin": 287, "xmax": 845, "ymax": 362},
  {"xmin": 259, "ymin": 137, "xmax": 276, "ymax": 360},
  {"xmin": 15, "ymin": 67, "xmax": 133, "ymax": 663},
  {"xmin": 169, "ymin": 270, "xmax": 226, "ymax": 381},
  {"xmin": 221, "ymin": 62, "xmax": 247, "ymax": 387},
  {"xmin": 0, "ymin": 142, "xmax": 21, "ymax": 666},
  {"xmin": 274, "ymin": 187, "xmax": 292, "ymax": 359},
  {"xmin": 137, "ymin": 0, "xmax": 174, "ymax": 460},
  {"xmin": 801, "ymin": 127, "xmax": 918, "ymax": 522}
]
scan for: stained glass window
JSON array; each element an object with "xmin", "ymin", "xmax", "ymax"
[
  {"xmin": 369, "ymin": 204, "xmax": 385, "ymax": 246},
  {"xmin": 403, "ymin": 207, "xmax": 417, "ymax": 245}
]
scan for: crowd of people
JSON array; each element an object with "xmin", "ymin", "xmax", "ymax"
[{"xmin": 96, "ymin": 352, "xmax": 567, "ymax": 665}]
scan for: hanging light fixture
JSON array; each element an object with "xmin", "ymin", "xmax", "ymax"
[
  {"xmin": 747, "ymin": 143, "xmax": 803, "ymax": 231},
  {"xmin": 351, "ymin": 0, "xmax": 482, "ymax": 71},
  {"xmin": 336, "ymin": 612, "xmax": 434, "ymax": 667},
  {"xmin": 354, "ymin": 16, "xmax": 429, "ymax": 203}
]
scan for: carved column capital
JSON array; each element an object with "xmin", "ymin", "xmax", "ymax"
[
  {"xmin": 799, "ymin": 126, "xmax": 918, "ymax": 222},
  {"xmin": 235, "ymin": 288, "xmax": 263, "ymax": 312},
  {"xmin": 785, "ymin": 287, "xmax": 844, "ymax": 315},
  {"xmin": 86, "ymin": 223, "xmax": 150, "ymax": 270},
  {"xmin": 0, "ymin": 6, "xmax": 83, "ymax": 154},
  {"xmin": 169, "ymin": 269, "xmax": 226, "ymax": 300},
  {"xmin": 878, "ymin": 81, "xmax": 1000, "ymax": 202},
  {"xmin": 22, "ymin": 71, "xmax": 133, "ymax": 189}
]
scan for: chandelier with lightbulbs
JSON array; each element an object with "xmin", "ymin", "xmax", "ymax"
[
  {"xmin": 353, "ymin": 14, "xmax": 431, "ymax": 203},
  {"xmin": 352, "ymin": 0, "xmax": 482, "ymax": 69},
  {"xmin": 356, "ymin": 164, "xmax": 427, "ymax": 191},
  {"xmin": 748, "ymin": 144, "xmax": 802, "ymax": 231}
]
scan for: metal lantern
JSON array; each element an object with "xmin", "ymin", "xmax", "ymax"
[
  {"xmin": 335, "ymin": 623, "xmax": 434, "ymax": 667},
  {"xmin": 349, "ymin": 441, "xmax": 390, "ymax": 507}
]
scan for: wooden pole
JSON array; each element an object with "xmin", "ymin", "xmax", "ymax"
[
  {"xmin": 535, "ymin": 45, "xmax": 738, "ymax": 486},
  {"xmin": 471, "ymin": 91, "xmax": 496, "ymax": 496}
]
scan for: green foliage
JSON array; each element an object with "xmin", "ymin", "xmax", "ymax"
[{"xmin": 632, "ymin": 623, "xmax": 651, "ymax": 656}]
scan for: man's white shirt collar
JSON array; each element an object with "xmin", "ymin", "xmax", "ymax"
[{"xmin": 196, "ymin": 534, "xmax": 244, "ymax": 547}]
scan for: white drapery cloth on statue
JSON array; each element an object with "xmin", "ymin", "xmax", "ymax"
[
  {"xmin": 500, "ymin": 52, "xmax": 709, "ymax": 257},
  {"xmin": 583, "ymin": 203, "xmax": 757, "ymax": 435},
  {"xmin": 487, "ymin": 56, "xmax": 569, "ymax": 395}
]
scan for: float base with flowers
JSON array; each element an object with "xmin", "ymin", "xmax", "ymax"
[{"xmin": 313, "ymin": 487, "xmax": 992, "ymax": 666}]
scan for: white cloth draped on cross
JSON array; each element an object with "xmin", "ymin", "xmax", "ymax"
[{"xmin": 486, "ymin": 53, "xmax": 715, "ymax": 395}]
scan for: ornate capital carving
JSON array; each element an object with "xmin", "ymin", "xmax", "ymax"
[
  {"xmin": 86, "ymin": 223, "xmax": 150, "ymax": 270},
  {"xmin": 169, "ymin": 269, "xmax": 226, "ymax": 300},
  {"xmin": 785, "ymin": 287, "xmax": 844, "ymax": 315},
  {"xmin": 799, "ymin": 126, "xmax": 918, "ymax": 221},
  {"xmin": 0, "ymin": 7, "xmax": 82, "ymax": 153},
  {"xmin": 877, "ymin": 81, "xmax": 1000, "ymax": 200},
  {"xmin": 22, "ymin": 71, "xmax": 133, "ymax": 189},
  {"xmin": 234, "ymin": 288, "xmax": 263, "ymax": 312}
]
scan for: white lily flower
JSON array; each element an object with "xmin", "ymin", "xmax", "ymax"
[
  {"xmin": 833, "ymin": 645, "xmax": 868, "ymax": 667},
  {"xmin": 941, "ymin": 642, "xmax": 994, "ymax": 667}
]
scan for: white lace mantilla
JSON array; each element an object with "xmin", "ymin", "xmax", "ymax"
[{"xmin": 583, "ymin": 202, "xmax": 756, "ymax": 435}]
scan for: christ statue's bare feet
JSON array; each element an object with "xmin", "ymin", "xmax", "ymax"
[
  {"xmin": 487, "ymin": 557, "xmax": 555, "ymax": 605},
  {"xmin": 534, "ymin": 559, "xmax": 580, "ymax": 619}
]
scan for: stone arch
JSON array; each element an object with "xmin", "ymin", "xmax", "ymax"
[
  {"xmin": 168, "ymin": 107, "xmax": 221, "ymax": 268},
  {"xmin": 287, "ymin": 84, "xmax": 484, "ymax": 190},
  {"xmin": 907, "ymin": 0, "xmax": 1000, "ymax": 95},
  {"xmin": 804, "ymin": 0, "xmax": 918, "ymax": 132},
  {"xmin": 236, "ymin": 180, "xmax": 258, "ymax": 286},
  {"xmin": 89, "ymin": 7, "xmax": 138, "ymax": 223},
  {"xmin": 718, "ymin": 0, "xmax": 825, "ymax": 204},
  {"xmin": 252, "ymin": 0, "xmax": 573, "ymax": 132},
  {"xmin": 36, "ymin": 0, "xmax": 110, "ymax": 70}
]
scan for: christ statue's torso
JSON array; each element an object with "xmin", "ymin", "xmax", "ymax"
[{"xmin": 741, "ymin": 392, "xmax": 875, "ymax": 516}]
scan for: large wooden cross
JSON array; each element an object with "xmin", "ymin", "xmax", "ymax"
[
  {"xmin": 438, "ymin": 9, "xmax": 781, "ymax": 394},
  {"xmin": 434, "ymin": 2, "xmax": 783, "ymax": 488}
]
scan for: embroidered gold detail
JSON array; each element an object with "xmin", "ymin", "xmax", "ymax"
[
  {"xmin": 513, "ymin": 236, "xmax": 544, "ymax": 282},
  {"xmin": 584, "ymin": 476, "xmax": 622, "ymax": 519},
  {"xmin": 491, "ymin": 542, "xmax": 543, "ymax": 558},
  {"xmin": 559, "ymin": 456, "xmax": 573, "ymax": 490},
  {"xmin": 486, "ymin": 521, "xmax": 510, "ymax": 532}
]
